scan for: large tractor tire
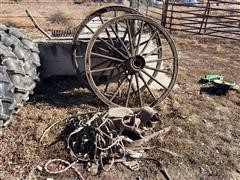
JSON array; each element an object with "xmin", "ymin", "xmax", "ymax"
[
  {"xmin": 0, "ymin": 66, "xmax": 17, "ymax": 127},
  {"xmin": 0, "ymin": 25, "xmax": 40, "ymax": 67},
  {"xmin": 0, "ymin": 42, "xmax": 30, "ymax": 107},
  {"xmin": 0, "ymin": 25, "xmax": 40, "ymax": 127},
  {"xmin": 0, "ymin": 26, "xmax": 40, "ymax": 95}
]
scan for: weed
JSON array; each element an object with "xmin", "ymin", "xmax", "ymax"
[{"xmin": 48, "ymin": 12, "xmax": 69, "ymax": 25}]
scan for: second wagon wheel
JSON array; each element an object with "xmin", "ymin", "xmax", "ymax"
[
  {"xmin": 72, "ymin": 5, "xmax": 140, "ymax": 87},
  {"xmin": 85, "ymin": 14, "xmax": 178, "ymax": 108}
]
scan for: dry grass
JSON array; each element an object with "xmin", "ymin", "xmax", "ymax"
[
  {"xmin": 0, "ymin": 1, "xmax": 240, "ymax": 179},
  {"xmin": 0, "ymin": 1, "xmax": 104, "ymax": 38},
  {"xmin": 47, "ymin": 12, "xmax": 69, "ymax": 25},
  {"xmin": 0, "ymin": 36, "xmax": 239, "ymax": 179}
]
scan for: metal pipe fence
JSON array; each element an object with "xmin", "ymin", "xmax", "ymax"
[
  {"xmin": 1, "ymin": 0, "xmax": 239, "ymax": 40},
  {"xmin": 162, "ymin": 0, "xmax": 240, "ymax": 40}
]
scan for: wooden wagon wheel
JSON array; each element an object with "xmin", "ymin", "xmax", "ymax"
[
  {"xmin": 85, "ymin": 14, "xmax": 178, "ymax": 108},
  {"xmin": 72, "ymin": 5, "xmax": 140, "ymax": 87}
]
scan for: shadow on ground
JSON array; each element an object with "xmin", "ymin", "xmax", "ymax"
[
  {"xmin": 200, "ymin": 86, "xmax": 230, "ymax": 96},
  {"xmin": 29, "ymin": 76, "xmax": 105, "ymax": 107}
]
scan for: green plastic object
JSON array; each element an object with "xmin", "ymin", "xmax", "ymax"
[{"xmin": 200, "ymin": 74, "xmax": 224, "ymax": 83}]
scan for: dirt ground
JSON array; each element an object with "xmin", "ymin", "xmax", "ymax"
[{"xmin": 0, "ymin": 1, "xmax": 240, "ymax": 180}]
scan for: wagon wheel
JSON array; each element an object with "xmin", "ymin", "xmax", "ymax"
[
  {"xmin": 85, "ymin": 14, "xmax": 178, "ymax": 108},
  {"xmin": 72, "ymin": 5, "xmax": 140, "ymax": 87}
]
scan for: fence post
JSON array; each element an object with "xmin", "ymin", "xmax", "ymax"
[
  {"xmin": 199, "ymin": 0, "xmax": 210, "ymax": 34},
  {"xmin": 129, "ymin": 0, "xmax": 138, "ymax": 44},
  {"xmin": 161, "ymin": 0, "xmax": 169, "ymax": 27},
  {"xmin": 130, "ymin": 0, "xmax": 139, "ymax": 10}
]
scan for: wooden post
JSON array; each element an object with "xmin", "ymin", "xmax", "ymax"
[{"xmin": 162, "ymin": 0, "xmax": 169, "ymax": 27}]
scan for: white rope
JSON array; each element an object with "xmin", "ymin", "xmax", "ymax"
[{"xmin": 44, "ymin": 159, "xmax": 84, "ymax": 180}]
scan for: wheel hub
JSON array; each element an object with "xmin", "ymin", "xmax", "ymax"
[{"xmin": 127, "ymin": 55, "xmax": 146, "ymax": 74}]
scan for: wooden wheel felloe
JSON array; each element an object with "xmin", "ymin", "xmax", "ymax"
[
  {"xmin": 85, "ymin": 14, "xmax": 178, "ymax": 108},
  {"xmin": 72, "ymin": 5, "xmax": 140, "ymax": 87}
]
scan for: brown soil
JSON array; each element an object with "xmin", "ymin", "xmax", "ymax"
[{"xmin": 0, "ymin": 1, "xmax": 240, "ymax": 180}]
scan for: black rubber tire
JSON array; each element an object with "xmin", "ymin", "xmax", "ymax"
[
  {"xmin": 0, "ymin": 27, "xmax": 39, "ymax": 96},
  {"xmin": 0, "ymin": 42, "xmax": 31, "ymax": 107},
  {"xmin": 0, "ymin": 25, "xmax": 41, "ymax": 127},
  {"xmin": 0, "ymin": 25, "xmax": 40, "ymax": 67},
  {"xmin": 0, "ymin": 66, "xmax": 17, "ymax": 127}
]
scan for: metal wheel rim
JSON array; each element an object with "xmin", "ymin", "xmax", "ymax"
[
  {"xmin": 72, "ymin": 5, "xmax": 140, "ymax": 88},
  {"xmin": 85, "ymin": 14, "xmax": 178, "ymax": 108}
]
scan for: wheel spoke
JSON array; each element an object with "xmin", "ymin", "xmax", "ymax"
[
  {"xmin": 122, "ymin": 28, "xmax": 128, "ymax": 42},
  {"xmin": 91, "ymin": 52, "xmax": 125, "ymax": 62},
  {"xmin": 141, "ymin": 69, "xmax": 168, "ymax": 90},
  {"xmin": 98, "ymin": 37, "xmax": 129, "ymax": 59},
  {"xmin": 135, "ymin": 21, "xmax": 144, "ymax": 56},
  {"xmin": 91, "ymin": 65, "xmax": 119, "ymax": 73},
  {"xmin": 99, "ymin": 15, "xmax": 114, "ymax": 45},
  {"xmin": 109, "ymin": 24, "xmax": 131, "ymax": 57},
  {"xmin": 133, "ymin": 21, "xmax": 146, "ymax": 41},
  {"xmin": 74, "ymin": 55, "xmax": 83, "ymax": 59},
  {"xmin": 140, "ymin": 31, "xmax": 157, "ymax": 55},
  {"xmin": 125, "ymin": 75, "xmax": 134, "ymax": 107},
  {"xmin": 115, "ymin": 22, "xmax": 118, "ymax": 34},
  {"xmin": 145, "ymin": 65, "xmax": 173, "ymax": 75},
  {"xmin": 94, "ymin": 61, "xmax": 115, "ymax": 83},
  {"xmin": 85, "ymin": 24, "xmax": 95, "ymax": 34},
  {"xmin": 118, "ymin": 22, "xmax": 128, "ymax": 42},
  {"xmin": 126, "ymin": 20, "xmax": 134, "ymax": 56},
  {"xmin": 103, "ymin": 64, "xmax": 124, "ymax": 94},
  {"xmin": 99, "ymin": 15, "xmax": 105, "ymax": 24},
  {"xmin": 90, "ymin": 59, "xmax": 112, "ymax": 71},
  {"xmin": 139, "ymin": 39, "xmax": 149, "ymax": 47},
  {"xmin": 138, "ymin": 72, "xmax": 157, "ymax": 101},
  {"xmin": 96, "ymin": 47, "xmax": 110, "ymax": 53},
  {"xmin": 146, "ymin": 57, "xmax": 174, "ymax": 63},
  {"xmin": 135, "ymin": 74, "xmax": 143, "ymax": 107},
  {"xmin": 143, "ymin": 45, "xmax": 162, "ymax": 59},
  {"xmin": 110, "ymin": 75, "xmax": 128, "ymax": 101}
]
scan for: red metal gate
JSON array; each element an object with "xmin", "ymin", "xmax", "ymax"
[{"xmin": 161, "ymin": 0, "xmax": 240, "ymax": 40}]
